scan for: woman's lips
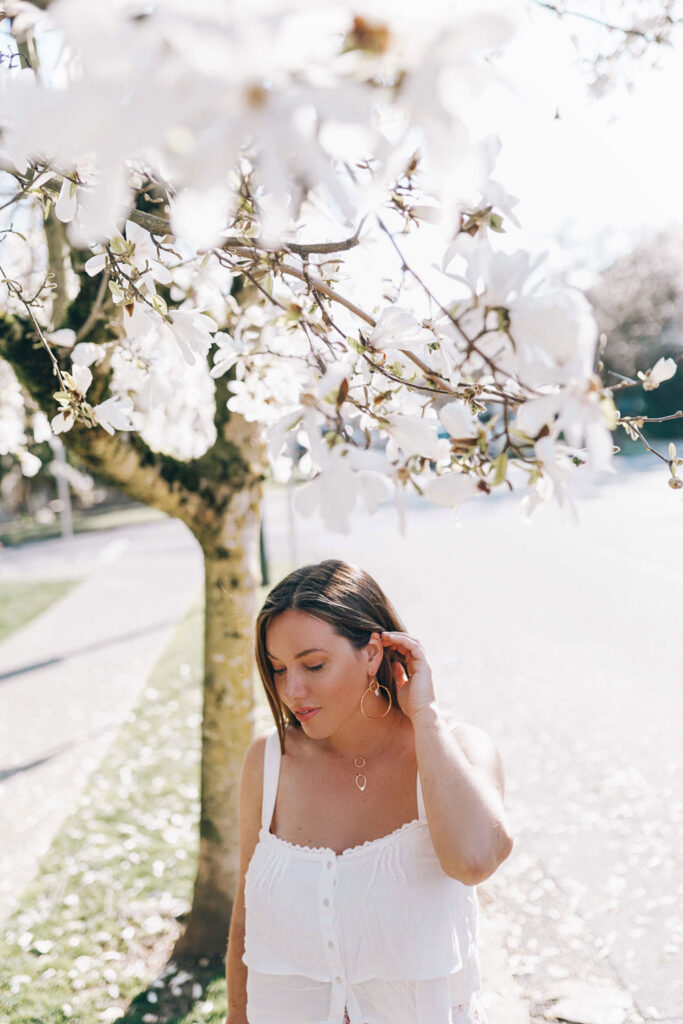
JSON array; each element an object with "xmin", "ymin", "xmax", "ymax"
[{"xmin": 293, "ymin": 707, "xmax": 320, "ymax": 722}]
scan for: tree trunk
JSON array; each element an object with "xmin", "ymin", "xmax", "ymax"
[{"xmin": 173, "ymin": 479, "xmax": 264, "ymax": 963}]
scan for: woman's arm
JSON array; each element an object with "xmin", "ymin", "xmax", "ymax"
[
  {"xmin": 226, "ymin": 734, "xmax": 266, "ymax": 1024},
  {"xmin": 380, "ymin": 631, "xmax": 514, "ymax": 885},
  {"xmin": 413, "ymin": 708, "xmax": 514, "ymax": 884}
]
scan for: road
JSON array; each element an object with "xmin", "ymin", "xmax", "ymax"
[{"xmin": 262, "ymin": 457, "xmax": 683, "ymax": 1023}]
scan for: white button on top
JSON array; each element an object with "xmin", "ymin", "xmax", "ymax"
[
  {"xmin": 327, "ymin": 940, "xmax": 335, "ymax": 950},
  {"xmin": 326, "ymin": 860, "xmax": 333, "ymax": 869},
  {"xmin": 323, "ymin": 898, "xmax": 330, "ymax": 907},
  {"xmin": 335, "ymin": 976, "xmax": 342, "ymax": 984}
]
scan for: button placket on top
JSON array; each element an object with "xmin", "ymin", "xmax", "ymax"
[{"xmin": 319, "ymin": 855, "xmax": 346, "ymax": 1022}]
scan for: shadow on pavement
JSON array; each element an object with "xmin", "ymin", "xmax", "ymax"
[
  {"xmin": 0, "ymin": 616, "xmax": 184, "ymax": 684},
  {"xmin": 0, "ymin": 721, "xmax": 121, "ymax": 781}
]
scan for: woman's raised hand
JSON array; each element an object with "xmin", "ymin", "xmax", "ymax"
[{"xmin": 380, "ymin": 631, "xmax": 437, "ymax": 722}]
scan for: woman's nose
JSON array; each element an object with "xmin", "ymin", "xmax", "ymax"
[{"xmin": 280, "ymin": 670, "xmax": 308, "ymax": 703}]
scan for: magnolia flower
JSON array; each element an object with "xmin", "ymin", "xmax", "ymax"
[
  {"xmin": 423, "ymin": 469, "xmax": 482, "ymax": 511},
  {"xmin": 293, "ymin": 448, "xmax": 359, "ymax": 534},
  {"xmin": 71, "ymin": 342, "xmax": 105, "ymax": 367},
  {"xmin": 509, "ymin": 289, "xmax": 598, "ymax": 385},
  {"xmin": 438, "ymin": 400, "xmax": 478, "ymax": 439},
  {"xmin": 70, "ymin": 364, "xmax": 93, "ymax": 397},
  {"xmin": 19, "ymin": 449, "xmax": 42, "ymax": 478},
  {"xmin": 170, "ymin": 185, "xmax": 234, "ymax": 251},
  {"xmin": 166, "ymin": 309, "xmax": 218, "ymax": 365},
  {"xmin": 32, "ymin": 411, "xmax": 52, "ymax": 444},
  {"xmin": 516, "ymin": 382, "xmax": 614, "ymax": 475},
  {"xmin": 93, "ymin": 395, "xmax": 135, "ymax": 435},
  {"xmin": 122, "ymin": 220, "xmax": 172, "ymax": 289},
  {"xmin": 84, "ymin": 252, "xmax": 108, "ymax": 276},
  {"xmin": 55, "ymin": 177, "xmax": 78, "ymax": 223},
  {"xmin": 521, "ymin": 436, "xmax": 580, "ymax": 526},
  {"xmin": 368, "ymin": 307, "xmax": 434, "ymax": 352},
  {"xmin": 637, "ymin": 356, "xmax": 677, "ymax": 391},
  {"xmin": 51, "ymin": 408, "xmax": 76, "ymax": 435},
  {"xmin": 46, "ymin": 328, "xmax": 77, "ymax": 348},
  {"xmin": 293, "ymin": 443, "xmax": 395, "ymax": 532},
  {"xmin": 210, "ymin": 331, "xmax": 246, "ymax": 379},
  {"xmin": 383, "ymin": 413, "xmax": 444, "ymax": 460}
]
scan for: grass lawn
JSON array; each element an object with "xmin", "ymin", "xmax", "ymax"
[
  {"xmin": 0, "ymin": 579, "xmax": 81, "ymax": 643},
  {"xmin": 0, "ymin": 598, "xmax": 224, "ymax": 1024},
  {"xmin": 0, "ymin": 504, "xmax": 165, "ymax": 547}
]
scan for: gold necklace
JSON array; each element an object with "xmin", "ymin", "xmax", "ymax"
[{"xmin": 354, "ymin": 714, "xmax": 400, "ymax": 792}]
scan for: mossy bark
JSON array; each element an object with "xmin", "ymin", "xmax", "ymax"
[{"xmin": 174, "ymin": 480, "xmax": 263, "ymax": 961}]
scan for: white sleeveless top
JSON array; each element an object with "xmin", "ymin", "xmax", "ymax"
[{"xmin": 243, "ymin": 727, "xmax": 487, "ymax": 1024}]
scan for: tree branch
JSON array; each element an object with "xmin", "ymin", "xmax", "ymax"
[
  {"xmin": 529, "ymin": 0, "xmax": 678, "ymax": 43},
  {"xmin": 44, "ymin": 210, "xmax": 71, "ymax": 329}
]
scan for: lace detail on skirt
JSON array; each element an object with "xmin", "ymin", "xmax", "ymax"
[{"xmin": 342, "ymin": 992, "xmax": 487, "ymax": 1024}]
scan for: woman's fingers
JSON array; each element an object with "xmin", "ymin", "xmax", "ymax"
[{"xmin": 391, "ymin": 659, "xmax": 409, "ymax": 687}]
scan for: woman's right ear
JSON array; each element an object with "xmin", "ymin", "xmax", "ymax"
[{"xmin": 367, "ymin": 631, "xmax": 384, "ymax": 674}]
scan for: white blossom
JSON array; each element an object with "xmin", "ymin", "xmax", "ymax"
[
  {"xmin": 51, "ymin": 409, "xmax": 76, "ymax": 435},
  {"xmin": 92, "ymin": 395, "xmax": 135, "ymax": 436},
  {"xmin": 166, "ymin": 310, "xmax": 218, "ymax": 365},
  {"xmin": 18, "ymin": 450, "xmax": 42, "ymax": 477},
  {"xmin": 637, "ymin": 356, "xmax": 677, "ymax": 390},
  {"xmin": 438, "ymin": 400, "xmax": 478, "ymax": 439},
  {"xmin": 383, "ymin": 413, "xmax": 443, "ymax": 460},
  {"xmin": 71, "ymin": 343, "xmax": 106, "ymax": 367},
  {"xmin": 368, "ymin": 307, "xmax": 434, "ymax": 352},
  {"xmin": 423, "ymin": 469, "xmax": 483, "ymax": 511},
  {"xmin": 55, "ymin": 176, "xmax": 78, "ymax": 223}
]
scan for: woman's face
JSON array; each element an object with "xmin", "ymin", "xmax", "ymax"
[{"xmin": 265, "ymin": 609, "xmax": 381, "ymax": 735}]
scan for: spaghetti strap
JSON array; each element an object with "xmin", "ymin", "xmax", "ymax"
[
  {"xmin": 261, "ymin": 727, "xmax": 282, "ymax": 830},
  {"xmin": 416, "ymin": 770, "xmax": 427, "ymax": 822}
]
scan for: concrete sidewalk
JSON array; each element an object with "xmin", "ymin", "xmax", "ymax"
[{"xmin": 0, "ymin": 517, "xmax": 203, "ymax": 927}]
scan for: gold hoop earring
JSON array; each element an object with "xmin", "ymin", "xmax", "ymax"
[{"xmin": 360, "ymin": 678, "xmax": 392, "ymax": 719}]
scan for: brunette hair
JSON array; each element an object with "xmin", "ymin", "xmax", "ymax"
[{"xmin": 255, "ymin": 560, "xmax": 408, "ymax": 753}]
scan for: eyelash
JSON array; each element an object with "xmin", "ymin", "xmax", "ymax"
[{"xmin": 272, "ymin": 664, "xmax": 324, "ymax": 675}]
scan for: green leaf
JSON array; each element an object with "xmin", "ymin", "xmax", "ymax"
[
  {"xmin": 109, "ymin": 234, "xmax": 127, "ymax": 256},
  {"xmin": 492, "ymin": 451, "xmax": 508, "ymax": 487}
]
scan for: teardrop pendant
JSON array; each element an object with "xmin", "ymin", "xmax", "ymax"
[{"xmin": 355, "ymin": 773, "xmax": 367, "ymax": 792}]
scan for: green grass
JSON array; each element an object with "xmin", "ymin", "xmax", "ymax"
[
  {"xmin": 0, "ymin": 504, "xmax": 166, "ymax": 547},
  {"xmin": 0, "ymin": 579, "xmax": 81, "ymax": 643}
]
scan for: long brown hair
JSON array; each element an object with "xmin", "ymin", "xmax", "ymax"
[{"xmin": 255, "ymin": 560, "xmax": 408, "ymax": 753}]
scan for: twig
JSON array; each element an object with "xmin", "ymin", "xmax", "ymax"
[
  {"xmin": 530, "ymin": 0, "xmax": 678, "ymax": 43},
  {"xmin": 621, "ymin": 411, "xmax": 683, "ymax": 425},
  {"xmin": 0, "ymin": 260, "xmax": 66, "ymax": 388},
  {"xmin": 74, "ymin": 269, "xmax": 112, "ymax": 343},
  {"xmin": 627, "ymin": 423, "xmax": 670, "ymax": 463}
]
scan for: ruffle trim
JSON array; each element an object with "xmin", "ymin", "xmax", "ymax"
[{"xmin": 261, "ymin": 817, "xmax": 424, "ymax": 858}]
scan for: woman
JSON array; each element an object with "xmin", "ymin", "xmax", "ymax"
[{"xmin": 226, "ymin": 560, "xmax": 514, "ymax": 1024}]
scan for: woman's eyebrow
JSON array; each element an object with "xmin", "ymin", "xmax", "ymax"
[{"xmin": 266, "ymin": 647, "xmax": 329, "ymax": 660}]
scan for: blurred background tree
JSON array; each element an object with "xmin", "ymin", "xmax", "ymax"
[{"xmin": 589, "ymin": 229, "xmax": 683, "ymax": 440}]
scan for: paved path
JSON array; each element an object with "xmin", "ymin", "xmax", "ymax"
[
  {"xmin": 262, "ymin": 456, "xmax": 683, "ymax": 1024},
  {"xmin": 0, "ymin": 518, "xmax": 203, "ymax": 926}
]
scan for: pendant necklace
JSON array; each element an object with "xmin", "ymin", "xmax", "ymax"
[{"xmin": 354, "ymin": 713, "xmax": 400, "ymax": 792}]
